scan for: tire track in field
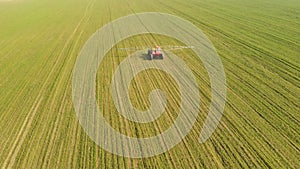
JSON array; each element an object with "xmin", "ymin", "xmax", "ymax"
[
  {"xmin": 117, "ymin": 4, "xmax": 197, "ymax": 166},
  {"xmin": 0, "ymin": 43, "xmax": 61, "ymax": 156},
  {"xmin": 161, "ymin": 1, "xmax": 300, "ymax": 66},
  {"xmin": 102, "ymin": 46, "xmax": 113, "ymax": 169},
  {"xmin": 3, "ymin": 42, "xmax": 67, "ymax": 166},
  {"xmin": 109, "ymin": 43, "xmax": 169, "ymax": 167},
  {"xmin": 40, "ymin": 30, "xmax": 85, "ymax": 169},
  {"xmin": 0, "ymin": 24, "xmax": 64, "ymax": 90},
  {"xmin": 111, "ymin": 50, "xmax": 128, "ymax": 169},
  {"xmin": 158, "ymin": 3, "xmax": 299, "ymax": 166},
  {"xmin": 2, "ymin": 97, "xmax": 43, "ymax": 169},
  {"xmin": 159, "ymin": 0, "xmax": 300, "ymax": 89},
  {"xmin": 52, "ymin": 31, "xmax": 89, "ymax": 167},
  {"xmin": 225, "ymin": 57, "xmax": 300, "ymax": 134},
  {"xmin": 124, "ymin": 35, "xmax": 182, "ymax": 168},
  {"xmin": 210, "ymin": 60, "xmax": 298, "ymax": 167},
  {"xmin": 107, "ymin": 2, "xmax": 149, "ymax": 167},
  {"xmin": 154, "ymin": 57, "xmax": 207, "ymax": 168},
  {"xmin": 121, "ymin": 10, "xmax": 290, "ymax": 169},
  {"xmin": 32, "ymin": 0, "xmax": 95, "ymax": 167},
  {"xmin": 0, "ymin": 33, "xmax": 62, "ymax": 165},
  {"xmin": 189, "ymin": 6, "xmax": 294, "ymax": 166},
  {"xmin": 103, "ymin": 16, "xmax": 119, "ymax": 167},
  {"xmin": 221, "ymin": 51, "xmax": 300, "ymax": 126},
  {"xmin": 1, "ymin": 29, "xmax": 68, "ymax": 168},
  {"xmin": 117, "ymin": 49, "xmax": 201, "ymax": 168},
  {"xmin": 228, "ymin": 79, "xmax": 299, "ymax": 167},
  {"xmin": 127, "ymin": 59, "xmax": 179, "ymax": 169},
  {"xmin": 167, "ymin": 0, "xmax": 300, "ymax": 52},
  {"xmin": 154, "ymin": 56, "xmax": 198, "ymax": 168},
  {"xmin": 2, "ymin": 0, "xmax": 94, "ymax": 167},
  {"xmin": 222, "ymin": 55, "xmax": 299, "ymax": 166},
  {"xmin": 17, "ymin": 33, "xmax": 74, "ymax": 166},
  {"xmin": 172, "ymin": 50, "xmax": 225, "ymax": 168},
  {"xmin": 215, "ymin": 104, "xmax": 272, "ymax": 168},
  {"xmin": 106, "ymin": 6, "xmax": 203, "ymax": 166},
  {"xmin": 224, "ymin": 88, "xmax": 295, "ymax": 168}
]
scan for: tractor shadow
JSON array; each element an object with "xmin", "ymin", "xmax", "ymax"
[
  {"xmin": 138, "ymin": 53, "xmax": 164, "ymax": 61},
  {"xmin": 139, "ymin": 53, "xmax": 151, "ymax": 60}
]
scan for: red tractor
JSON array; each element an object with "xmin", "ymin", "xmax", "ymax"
[{"xmin": 148, "ymin": 46, "xmax": 163, "ymax": 60}]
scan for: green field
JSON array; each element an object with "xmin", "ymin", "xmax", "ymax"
[{"xmin": 0, "ymin": 0, "xmax": 299, "ymax": 168}]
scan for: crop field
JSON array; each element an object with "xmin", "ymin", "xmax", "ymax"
[{"xmin": 0, "ymin": 0, "xmax": 299, "ymax": 168}]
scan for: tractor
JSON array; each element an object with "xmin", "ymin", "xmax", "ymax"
[{"xmin": 148, "ymin": 46, "xmax": 163, "ymax": 60}]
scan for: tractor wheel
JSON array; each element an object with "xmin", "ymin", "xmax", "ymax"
[
  {"xmin": 149, "ymin": 54, "xmax": 153, "ymax": 60},
  {"xmin": 160, "ymin": 54, "xmax": 163, "ymax": 59}
]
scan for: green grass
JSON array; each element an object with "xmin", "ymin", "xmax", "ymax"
[{"xmin": 0, "ymin": 0, "xmax": 299, "ymax": 168}]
